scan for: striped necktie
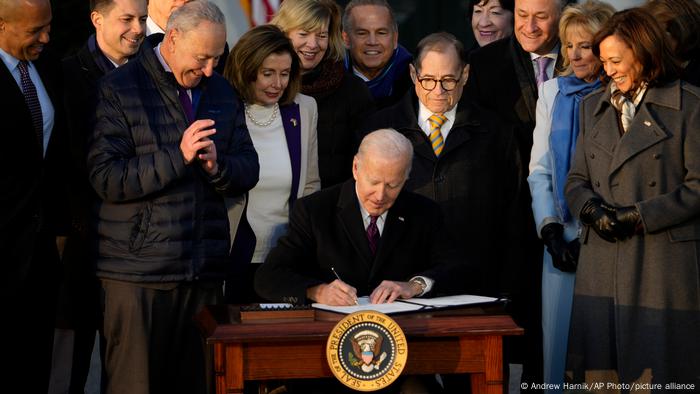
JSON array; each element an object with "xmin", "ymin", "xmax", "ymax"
[
  {"xmin": 18, "ymin": 61, "xmax": 43, "ymax": 146},
  {"xmin": 428, "ymin": 114, "xmax": 447, "ymax": 157}
]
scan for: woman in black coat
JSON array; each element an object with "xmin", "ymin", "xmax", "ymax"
[{"xmin": 271, "ymin": 0, "xmax": 375, "ymax": 188}]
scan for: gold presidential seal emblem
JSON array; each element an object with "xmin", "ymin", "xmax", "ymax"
[{"xmin": 326, "ymin": 311, "xmax": 408, "ymax": 391}]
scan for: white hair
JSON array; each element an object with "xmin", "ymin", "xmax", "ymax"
[
  {"xmin": 356, "ymin": 128, "xmax": 413, "ymax": 177},
  {"xmin": 165, "ymin": 0, "xmax": 225, "ymax": 34}
]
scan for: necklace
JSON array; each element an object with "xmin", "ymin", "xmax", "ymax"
[{"xmin": 245, "ymin": 103, "xmax": 279, "ymax": 127}]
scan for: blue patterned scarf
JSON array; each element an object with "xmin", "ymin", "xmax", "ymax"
[
  {"xmin": 551, "ymin": 75, "xmax": 601, "ymax": 222},
  {"xmin": 345, "ymin": 45, "xmax": 413, "ymax": 100}
]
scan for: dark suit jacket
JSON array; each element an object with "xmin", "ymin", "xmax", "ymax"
[
  {"xmin": 0, "ymin": 52, "xmax": 68, "ymax": 292},
  {"xmin": 254, "ymin": 180, "xmax": 465, "ymax": 304},
  {"xmin": 466, "ymin": 36, "xmax": 539, "ymax": 166},
  {"xmin": 361, "ymin": 92, "xmax": 524, "ymax": 297}
]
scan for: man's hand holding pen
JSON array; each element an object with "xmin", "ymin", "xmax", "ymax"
[{"xmin": 307, "ymin": 280, "xmax": 359, "ymax": 306}]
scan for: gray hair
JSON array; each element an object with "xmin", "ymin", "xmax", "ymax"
[
  {"xmin": 357, "ymin": 128, "xmax": 413, "ymax": 177},
  {"xmin": 342, "ymin": 0, "xmax": 398, "ymax": 33},
  {"xmin": 413, "ymin": 32, "xmax": 468, "ymax": 72},
  {"xmin": 165, "ymin": 0, "xmax": 225, "ymax": 35}
]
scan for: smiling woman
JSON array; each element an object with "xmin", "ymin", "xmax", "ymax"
[
  {"xmin": 223, "ymin": 24, "xmax": 321, "ymax": 304},
  {"xmin": 271, "ymin": 0, "xmax": 375, "ymax": 188},
  {"xmin": 564, "ymin": 7, "xmax": 700, "ymax": 391},
  {"xmin": 468, "ymin": 0, "xmax": 514, "ymax": 47}
]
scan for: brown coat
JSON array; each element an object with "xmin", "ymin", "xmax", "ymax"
[{"xmin": 565, "ymin": 80, "xmax": 700, "ymax": 388}]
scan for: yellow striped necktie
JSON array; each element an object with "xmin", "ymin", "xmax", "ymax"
[{"xmin": 428, "ymin": 114, "xmax": 447, "ymax": 157}]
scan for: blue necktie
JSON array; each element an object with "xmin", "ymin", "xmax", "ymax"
[{"xmin": 18, "ymin": 61, "xmax": 43, "ymax": 146}]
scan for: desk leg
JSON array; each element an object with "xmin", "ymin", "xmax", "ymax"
[
  {"xmin": 218, "ymin": 344, "xmax": 244, "ymax": 394},
  {"xmin": 469, "ymin": 335, "xmax": 504, "ymax": 394}
]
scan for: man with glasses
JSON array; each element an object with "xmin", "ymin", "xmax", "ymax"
[{"xmin": 362, "ymin": 32, "xmax": 523, "ymax": 306}]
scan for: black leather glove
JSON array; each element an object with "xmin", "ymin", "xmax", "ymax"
[
  {"xmin": 579, "ymin": 198, "xmax": 620, "ymax": 242},
  {"xmin": 541, "ymin": 223, "xmax": 579, "ymax": 272},
  {"xmin": 614, "ymin": 205, "xmax": 642, "ymax": 239}
]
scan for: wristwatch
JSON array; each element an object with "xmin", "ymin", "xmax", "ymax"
[{"xmin": 409, "ymin": 277, "xmax": 428, "ymax": 297}]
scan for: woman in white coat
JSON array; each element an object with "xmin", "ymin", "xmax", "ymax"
[
  {"xmin": 527, "ymin": 1, "xmax": 614, "ymax": 391},
  {"xmin": 223, "ymin": 25, "xmax": 321, "ymax": 303}
]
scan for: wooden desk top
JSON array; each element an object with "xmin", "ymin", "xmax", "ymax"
[{"xmin": 196, "ymin": 304, "xmax": 523, "ymax": 344}]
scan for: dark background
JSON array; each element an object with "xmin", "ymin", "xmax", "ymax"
[{"xmin": 49, "ymin": 0, "xmax": 477, "ymax": 60}]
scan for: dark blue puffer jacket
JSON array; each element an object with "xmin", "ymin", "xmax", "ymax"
[{"xmin": 87, "ymin": 40, "xmax": 259, "ymax": 283}]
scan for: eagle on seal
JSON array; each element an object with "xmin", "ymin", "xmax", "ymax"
[{"xmin": 350, "ymin": 330, "xmax": 388, "ymax": 372}]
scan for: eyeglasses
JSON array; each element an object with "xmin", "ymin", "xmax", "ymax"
[{"xmin": 415, "ymin": 74, "xmax": 461, "ymax": 91}]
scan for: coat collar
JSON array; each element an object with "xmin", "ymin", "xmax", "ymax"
[
  {"xmin": 390, "ymin": 91, "xmax": 483, "ymax": 161},
  {"xmin": 590, "ymin": 81, "xmax": 681, "ymax": 176}
]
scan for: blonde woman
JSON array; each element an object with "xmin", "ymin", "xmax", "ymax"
[{"xmin": 271, "ymin": 0, "xmax": 375, "ymax": 188}]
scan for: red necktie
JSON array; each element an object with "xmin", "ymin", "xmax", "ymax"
[{"xmin": 367, "ymin": 216, "xmax": 379, "ymax": 255}]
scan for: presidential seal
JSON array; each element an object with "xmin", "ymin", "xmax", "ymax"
[{"xmin": 326, "ymin": 311, "xmax": 408, "ymax": 391}]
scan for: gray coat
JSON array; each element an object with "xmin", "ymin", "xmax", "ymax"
[{"xmin": 565, "ymin": 80, "xmax": 700, "ymax": 388}]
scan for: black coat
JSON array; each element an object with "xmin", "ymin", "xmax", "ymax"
[
  {"xmin": 0, "ymin": 52, "xmax": 68, "ymax": 293},
  {"xmin": 254, "ymin": 180, "xmax": 465, "ymax": 304},
  {"xmin": 466, "ymin": 36, "xmax": 539, "ymax": 168},
  {"xmin": 302, "ymin": 62, "xmax": 375, "ymax": 188},
  {"xmin": 362, "ymin": 92, "xmax": 524, "ymax": 297},
  {"xmin": 87, "ymin": 39, "xmax": 259, "ymax": 282}
]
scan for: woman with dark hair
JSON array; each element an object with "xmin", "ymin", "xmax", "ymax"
[
  {"xmin": 642, "ymin": 0, "xmax": 700, "ymax": 86},
  {"xmin": 528, "ymin": 2, "xmax": 614, "ymax": 391},
  {"xmin": 223, "ymin": 24, "xmax": 320, "ymax": 303},
  {"xmin": 271, "ymin": 0, "xmax": 375, "ymax": 188},
  {"xmin": 468, "ymin": 0, "xmax": 514, "ymax": 48},
  {"xmin": 564, "ymin": 8, "xmax": 700, "ymax": 389}
]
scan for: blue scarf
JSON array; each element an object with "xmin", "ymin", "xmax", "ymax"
[
  {"xmin": 551, "ymin": 75, "xmax": 601, "ymax": 222},
  {"xmin": 344, "ymin": 45, "xmax": 413, "ymax": 100}
]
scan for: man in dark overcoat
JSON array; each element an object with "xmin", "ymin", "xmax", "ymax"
[
  {"xmin": 465, "ymin": 0, "xmax": 564, "ymax": 386},
  {"xmin": 0, "ymin": 0, "xmax": 68, "ymax": 391},
  {"xmin": 362, "ymin": 32, "xmax": 523, "ymax": 299}
]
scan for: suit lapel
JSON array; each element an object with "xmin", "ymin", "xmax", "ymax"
[
  {"xmin": 608, "ymin": 97, "xmax": 672, "ymax": 176},
  {"xmin": 336, "ymin": 181, "xmax": 374, "ymax": 268},
  {"xmin": 440, "ymin": 99, "xmax": 479, "ymax": 157},
  {"xmin": 2, "ymin": 59, "xmax": 44, "ymax": 156},
  {"xmin": 510, "ymin": 37, "xmax": 538, "ymax": 123}
]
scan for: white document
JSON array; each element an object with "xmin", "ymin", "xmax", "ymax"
[{"xmin": 312, "ymin": 294, "xmax": 499, "ymax": 315}]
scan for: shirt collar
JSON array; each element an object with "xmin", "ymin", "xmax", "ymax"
[
  {"xmin": 0, "ymin": 47, "xmax": 22, "ymax": 73},
  {"xmin": 530, "ymin": 44, "xmax": 560, "ymax": 62},
  {"xmin": 147, "ymin": 16, "xmax": 165, "ymax": 36},
  {"xmin": 355, "ymin": 183, "xmax": 389, "ymax": 224},
  {"xmin": 417, "ymin": 99, "xmax": 458, "ymax": 125},
  {"xmin": 153, "ymin": 43, "xmax": 172, "ymax": 73}
]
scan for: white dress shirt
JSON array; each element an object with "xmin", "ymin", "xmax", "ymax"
[
  {"xmin": 146, "ymin": 16, "xmax": 165, "ymax": 36},
  {"xmin": 417, "ymin": 100, "xmax": 458, "ymax": 141}
]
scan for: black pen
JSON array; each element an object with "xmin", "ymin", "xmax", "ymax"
[{"xmin": 330, "ymin": 267, "xmax": 359, "ymax": 305}]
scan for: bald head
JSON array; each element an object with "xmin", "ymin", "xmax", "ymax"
[{"xmin": 0, "ymin": 0, "xmax": 52, "ymax": 61}]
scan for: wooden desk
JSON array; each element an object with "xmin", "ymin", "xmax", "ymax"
[{"xmin": 196, "ymin": 305, "xmax": 522, "ymax": 394}]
